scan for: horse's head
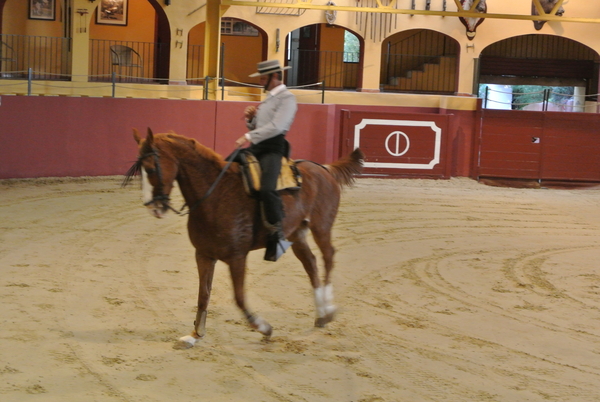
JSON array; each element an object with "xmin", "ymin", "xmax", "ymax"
[{"xmin": 131, "ymin": 128, "xmax": 179, "ymax": 218}]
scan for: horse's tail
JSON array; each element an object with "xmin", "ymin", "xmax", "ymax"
[{"xmin": 327, "ymin": 148, "xmax": 364, "ymax": 187}]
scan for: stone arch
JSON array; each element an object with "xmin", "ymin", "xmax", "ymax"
[
  {"xmin": 381, "ymin": 29, "xmax": 460, "ymax": 94},
  {"xmin": 479, "ymin": 34, "xmax": 600, "ymax": 94}
]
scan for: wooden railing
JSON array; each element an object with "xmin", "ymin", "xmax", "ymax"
[
  {"xmin": 0, "ymin": 34, "xmax": 70, "ymax": 80},
  {"xmin": 186, "ymin": 44, "xmax": 205, "ymax": 85},
  {"xmin": 89, "ymin": 39, "xmax": 166, "ymax": 82}
]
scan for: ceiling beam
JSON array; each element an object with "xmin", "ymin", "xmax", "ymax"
[{"xmin": 219, "ymin": 0, "xmax": 600, "ymax": 24}]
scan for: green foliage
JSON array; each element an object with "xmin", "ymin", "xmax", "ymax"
[
  {"xmin": 344, "ymin": 31, "xmax": 359, "ymax": 62},
  {"xmin": 480, "ymin": 84, "xmax": 574, "ymax": 110},
  {"xmin": 512, "ymin": 85, "xmax": 574, "ymax": 109}
]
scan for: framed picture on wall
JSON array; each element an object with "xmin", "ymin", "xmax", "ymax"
[
  {"xmin": 29, "ymin": 0, "xmax": 56, "ymax": 21},
  {"xmin": 97, "ymin": 0, "xmax": 128, "ymax": 26}
]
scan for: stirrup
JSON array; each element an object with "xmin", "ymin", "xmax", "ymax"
[{"xmin": 264, "ymin": 237, "xmax": 292, "ymax": 262}]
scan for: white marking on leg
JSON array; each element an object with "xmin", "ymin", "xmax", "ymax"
[
  {"xmin": 314, "ymin": 287, "xmax": 327, "ymax": 318},
  {"xmin": 253, "ymin": 316, "xmax": 271, "ymax": 334},
  {"xmin": 323, "ymin": 283, "xmax": 337, "ymax": 315},
  {"xmin": 246, "ymin": 314, "xmax": 272, "ymax": 336}
]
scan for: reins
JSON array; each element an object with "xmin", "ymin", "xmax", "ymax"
[{"xmin": 130, "ymin": 146, "xmax": 330, "ymax": 217}]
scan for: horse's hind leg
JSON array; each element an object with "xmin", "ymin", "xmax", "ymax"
[
  {"xmin": 174, "ymin": 252, "xmax": 216, "ymax": 349},
  {"xmin": 228, "ymin": 256, "xmax": 273, "ymax": 338},
  {"xmin": 309, "ymin": 222, "xmax": 338, "ymax": 327},
  {"xmin": 290, "ymin": 223, "xmax": 336, "ymax": 327}
]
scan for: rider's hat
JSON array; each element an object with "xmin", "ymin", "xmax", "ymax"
[{"xmin": 249, "ymin": 59, "xmax": 291, "ymax": 77}]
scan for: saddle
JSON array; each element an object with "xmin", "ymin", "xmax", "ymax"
[{"xmin": 238, "ymin": 150, "xmax": 302, "ymax": 196}]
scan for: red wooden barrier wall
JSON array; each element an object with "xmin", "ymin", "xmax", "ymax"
[
  {"xmin": 0, "ymin": 96, "xmax": 476, "ymax": 180},
  {"xmin": 477, "ymin": 110, "xmax": 600, "ymax": 183},
  {"xmin": 478, "ymin": 110, "xmax": 543, "ymax": 179},
  {"xmin": 340, "ymin": 111, "xmax": 453, "ymax": 178},
  {"xmin": 0, "ymin": 97, "xmax": 337, "ymax": 179}
]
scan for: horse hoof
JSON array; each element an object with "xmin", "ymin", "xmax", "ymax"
[
  {"xmin": 173, "ymin": 335, "xmax": 197, "ymax": 350},
  {"xmin": 249, "ymin": 316, "xmax": 272, "ymax": 337},
  {"xmin": 259, "ymin": 323, "xmax": 273, "ymax": 338},
  {"xmin": 314, "ymin": 312, "xmax": 336, "ymax": 328}
]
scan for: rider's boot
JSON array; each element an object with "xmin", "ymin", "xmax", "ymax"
[{"xmin": 264, "ymin": 222, "xmax": 292, "ymax": 262}]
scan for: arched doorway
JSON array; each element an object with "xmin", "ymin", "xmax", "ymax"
[
  {"xmin": 187, "ymin": 18, "xmax": 266, "ymax": 86},
  {"xmin": 148, "ymin": 0, "xmax": 171, "ymax": 81},
  {"xmin": 381, "ymin": 29, "xmax": 459, "ymax": 94},
  {"xmin": 88, "ymin": 0, "xmax": 170, "ymax": 83},
  {"xmin": 478, "ymin": 34, "xmax": 600, "ymax": 97},
  {"xmin": 286, "ymin": 24, "xmax": 363, "ymax": 90}
]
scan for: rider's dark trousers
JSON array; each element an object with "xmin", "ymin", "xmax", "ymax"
[{"xmin": 248, "ymin": 134, "xmax": 287, "ymax": 226}]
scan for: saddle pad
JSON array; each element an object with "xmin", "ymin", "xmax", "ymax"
[{"xmin": 240, "ymin": 153, "xmax": 302, "ymax": 196}]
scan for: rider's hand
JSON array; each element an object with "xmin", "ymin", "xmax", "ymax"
[
  {"xmin": 244, "ymin": 106, "xmax": 257, "ymax": 121},
  {"xmin": 235, "ymin": 135, "xmax": 250, "ymax": 148}
]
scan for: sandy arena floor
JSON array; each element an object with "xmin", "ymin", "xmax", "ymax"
[{"xmin": 1, "ymin": 176, "xmax": 600, "ymax": 402}]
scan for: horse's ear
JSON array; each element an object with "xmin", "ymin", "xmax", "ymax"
[
  {"xmin": 133, "ymin": 128, "xmax": 142, "ymax": 144},
  {"xmin": 146, "ymin": 128, "xmax": 154, "ymax": 145}
]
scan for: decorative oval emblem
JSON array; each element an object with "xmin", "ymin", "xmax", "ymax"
[{"xmin": 385, "ymin": 131, "xmax": 410, "ymax": 157}]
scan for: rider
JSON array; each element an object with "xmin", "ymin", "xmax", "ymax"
[{"xmin": 235, "ymin": 59, "xmax": 297, "ymax": 262}]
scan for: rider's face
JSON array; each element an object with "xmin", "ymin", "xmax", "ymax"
[{"xmin": 259, "ymin": 73, "xmax": 279, "ymax": 91}]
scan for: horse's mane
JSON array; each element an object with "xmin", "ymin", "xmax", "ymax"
[
  {"xmin": 122, "ymin": 131, "xmax": 228, "ymax": 187},
  {"xmin": 159, "ymin": 132, "xmax": 227, "ymax": 169},
  {"xmin": 124, "ymin": 131, "xmax": 363, "ymax": 190}
]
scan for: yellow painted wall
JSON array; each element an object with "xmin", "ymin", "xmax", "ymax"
[
  {"xmin": 188, "ymin": 23, "xmax": 204, "ymax": 44},
  {"xmin": 221, "ymin": 1, "xmax": 600, "ymax": 93},
  {"xmin": 318, "ymin": 24, "xmax": 345, "ymax": 88},
  {"xmin": 3, "ymin": 0, "xmax": 62, "ymax": 37},
  {"xmin": 2, "ymin": 0, "xmax": 600, "ymax": 100},
  {"xmin": 319, "ymin": 24, "xmax": 344, "ymax": 52},
  {"xmin": 89, "ymin": 0, "xmax": 155, "ymax": 42},
  {"xmin": 188, "ymin": 21, "xmax": 264, "ymax": 84},
  {"xmin": 222, "ymin": 34, "xmax": 263, "ymax": 83}
]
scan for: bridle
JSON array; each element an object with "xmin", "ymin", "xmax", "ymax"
[
  {"xmin": 139, "ymin": 149, "xmax": 183, "ymax": 215},
  {"xmin": 124, "ymin": 146, "xmax": 242, "ymax": 216}
]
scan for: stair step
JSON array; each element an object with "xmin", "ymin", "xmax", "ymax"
[{"xmin": 388, "ymin": 56, "xmax": 456, "ymax": 91}]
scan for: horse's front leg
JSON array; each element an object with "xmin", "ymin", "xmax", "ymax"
[
  {"xmin": 174, "ymin": 252, "xmax": 216, "ymax": 349},
  {"xmin": 229, "ymin": 256, "xmax": 273, "ymax": 338}
]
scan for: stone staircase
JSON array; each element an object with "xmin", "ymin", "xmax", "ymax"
[{"xmin": 387, "ymin": 55, "xmax": 456, "ymax": 92}]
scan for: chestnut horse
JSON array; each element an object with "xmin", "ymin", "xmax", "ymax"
[{"xmin": 125, "ymin": 129, "xmax": 364, "ymax": 349}]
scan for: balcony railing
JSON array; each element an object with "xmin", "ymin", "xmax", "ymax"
[
  {"xmin": 186, "ymin": 44, "xmax": 205, "ymax": 85},
  {"xmin": 89, "ymin": 39, "xmax": 166, "ymax": 82},
  {"xmin": 0, "ymin": 34, "xmax": 70, "ymax": 80}
]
